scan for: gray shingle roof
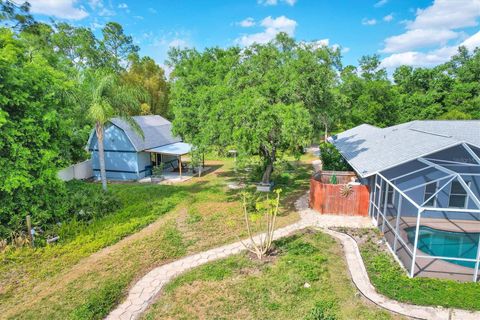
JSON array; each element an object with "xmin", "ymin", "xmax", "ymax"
[
  {"xmin": 110, "ymin": 115, "xmax": 182, "ymax": 151},
  {"xmin": 329, "ymin": 120, "xmax": 480, "ymax": 178}
]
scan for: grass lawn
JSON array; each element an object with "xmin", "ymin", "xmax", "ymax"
[
  {"xmin": 344, "ymin": 228, "xmax": 480, "ymax": 311},
  {"xmin": 142, "ymin": 230, "xmax": 401, "ymax": 320},
  {"xmin": 0, "ymin": 157, "xmax": 310, "ymax": 319}
]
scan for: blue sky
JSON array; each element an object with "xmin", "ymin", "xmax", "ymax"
[{"xmin": 28, "ymin": 0, "xmax": 480, "ymax": 70}]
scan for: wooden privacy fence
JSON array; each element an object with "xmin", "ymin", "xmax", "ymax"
[{"xmin": 310, "ymin": 171, "xmax": 370, "ymax": 216}]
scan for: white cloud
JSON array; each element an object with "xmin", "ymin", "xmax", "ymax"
[
  {"xmin": 148, "ymin": 8, "xmax": 158, "ymax": 14},
  {"xmin": 238, "ymin": 17, "xmax": 255, "ymax": 27},
  {"xmin": 381, "ymin": 30, "xmax": 480, "ymax": 69},
  {"xmin": 98, "ymin": 7, "xmax": 115, "ymax": 17},
  {"xmin": 258, "ymin": 0, "xmax": 297, "ymax": 6},
  {"xmin": 300, "ymin": 39, "xmax": 345, "ymax": 53},
  {"xmin": 87, "ymin": 0, "xmax": 115, "ymax": 17},
  {"xmin": 407, "ymin": 0, "xmax": 480, "ymax": 30},
  {"xmin": 258, "ymin": 0, "xmax": 278, "ymax": 5},
  {"xmin": 382, "ymin": 28, "xmax": 458, "ymax": 53},
  {"xmin": 236, "ymin": 15, "xmax": 297, "ymax": 46},
  {"xmin": 28, "ymin": 0, "xmax": 88, "ymax": 20},
  {"xmin": 88, "ymin": 0, "xmax": 101, "ymax": 9},
  {"xmin": 134, "ymin": 15, "xmax": 144, "ymax": 20},
  {"xmin": 374, "ymin": 0, "xmax": 388, "ymax": 8},
  {"xmin": 382, "ymin": 0, "xmax": 480, "ymax": 54},
  {"xmin": 362, "ymin": 18, "xmax": 377, "ymax": 26},
  {"xmin": 383, "ymin": 14, "xmax": 394, "ymax": 22},
  {"xmin": 314, "ymin": 39, "xmax": 329, "ymax": 47},
  {"xmin": 118, "ymin": 3, "xmax": 128, "ymax": 9},
  {"xmin": 168, "ymin": 39, "xmax": 189, "ymax": 48}
]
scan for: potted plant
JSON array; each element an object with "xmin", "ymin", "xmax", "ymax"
[{"xmin": 151, "ymin": 162, "xmax": 165, "ymax": 183}]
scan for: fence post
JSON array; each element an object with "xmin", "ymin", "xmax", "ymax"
[{"xmin": 26, "ymin": 215, "xmax": 33, "ymax": 247}]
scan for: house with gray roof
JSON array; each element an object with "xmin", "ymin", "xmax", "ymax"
[
  {"xmin": 329, "ymin": 120, "xmax": 480, "ymax": 282},
  {"xmin": 87, "ymin": 115, "xmax": 191, "ymax": 180}
]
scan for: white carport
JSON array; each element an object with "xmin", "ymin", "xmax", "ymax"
[{"xmin": 146, "ymin": 142, "xmax": 193, "ymax": 178}]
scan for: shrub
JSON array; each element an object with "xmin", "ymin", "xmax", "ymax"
[
  {"xmin": 64, "ymin": 180, "xmax": 121, "ymax": 222},
  {"xmin": 318, "ymin": 142, "xmax": 351, "ymax": 171}
]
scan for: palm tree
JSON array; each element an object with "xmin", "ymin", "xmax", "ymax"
[{"xmin": 81, "ymin": 70, "xmax": 144, "ymax": 191}]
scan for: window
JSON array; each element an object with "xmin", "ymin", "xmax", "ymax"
[
  {"xmin": 448, "ymin": 181, "xmax": 468, "ymax": 208},
  {"xmin": 423, "ymin": 182, "xmax": 437, "ymax": 207}
]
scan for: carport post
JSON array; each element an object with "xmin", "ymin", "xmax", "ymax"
[
  {"xmin": 178, "ymin": 155, "xmax": 182, "ymax": 178},
  {"xmin": 410, "ymin": 208, "xmax": 422, "ymax": 278}
]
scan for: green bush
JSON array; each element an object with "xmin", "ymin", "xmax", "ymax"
[
  {"xmin": 318, "ymin": 142, "xmax": 351, "ymax": 171},
  {"xmin": 64, "ymin": 180, "xmax": 121, "ymax": 222}
]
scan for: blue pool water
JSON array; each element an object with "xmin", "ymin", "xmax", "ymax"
[{"xmin": 406, "ymin": 226, "xmax": 480, "ymax": 268}]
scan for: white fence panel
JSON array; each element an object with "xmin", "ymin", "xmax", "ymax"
[{"xmin": 58, "ymin": 159, "xmax": 93, "ymax": 181}]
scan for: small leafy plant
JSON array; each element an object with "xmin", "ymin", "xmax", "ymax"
[
  {"xmin": 240, "ymin": 189, "xmax": 281, "ymax": 260},
  {"xmin": 152, "ymin": 162, "xmax": 165, "ymax": 177}
]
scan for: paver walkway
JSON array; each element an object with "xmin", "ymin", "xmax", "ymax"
[{"xmin": 106, "ymin": 193, "xmax": 480, "ymax": 320}]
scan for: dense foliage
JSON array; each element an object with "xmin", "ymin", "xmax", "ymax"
[
  {"xmin": 318, "ymin": 142, "xmax": 351, "ymax": 171},
  {"xmin": 0, "ymin": 29, "xmax": 72, "ymax": 236},
  {"xmin": 168, "ymin": 35, "xmax": 340, "ymax": 183},
  {"xmin": 0, "ymin": 1, "xmax": 169, "ymax": 237},
  {"xmin": 1, "ymin": 0, "xmax": 480, "ymax": 238}
]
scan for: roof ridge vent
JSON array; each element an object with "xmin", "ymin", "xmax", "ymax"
[{"xmin": 409, "ymin": 128, "xmax": 452, "ymax": 138}]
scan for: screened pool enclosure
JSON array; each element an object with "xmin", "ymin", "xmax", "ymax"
[{"xmin": 370, "ymin": 143, "xmax": 480, "ymax": 282}]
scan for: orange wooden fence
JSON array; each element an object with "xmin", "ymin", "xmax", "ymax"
[{"xmin": 309, "ymin": 174, "xmax": 370, "ymax": 216}]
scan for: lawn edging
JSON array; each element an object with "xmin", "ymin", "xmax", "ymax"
[{"xmin": 321, "ymin": 228, "xmax": 480, "ymax": 320}]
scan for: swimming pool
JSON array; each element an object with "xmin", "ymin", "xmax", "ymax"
[{"xmin": 406, "ymin": 226, "xmax": 480, "ymax": 268}]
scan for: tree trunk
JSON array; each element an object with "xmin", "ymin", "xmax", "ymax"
[
  {"xmin": 324, "ymin": 122, "xmax": 328, "ymax": 142},
  {"xmin": 260, "ymin": 145, "xmax": 276, "ymax": 185},
  {"xmin": 261, "ymin": 162, "xmax": 273, "ymax": 184},
  {"xmin": 96, "ymin": 122, "xmax": 108, "ymax": 191}
]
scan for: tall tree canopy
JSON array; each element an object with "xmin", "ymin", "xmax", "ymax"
[
  {"xmin": 168, "ymin": 34, "xmax": 340, "ymax": 183},
  {"xmin": 122, "ymin": 55, "xmax": 169, "ymax": 117},
  {"xmin": 0, "ymin": 29, "xmax": 73, "ymax": 234}
]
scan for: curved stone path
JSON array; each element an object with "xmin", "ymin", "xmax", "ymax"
[
  {"xmin": 321, "ymin": 228, "xmax": 480, "ymax": 320},
  {"xmin": 106, "ymin": 193, "xmax": 480, "ymax": 320}
]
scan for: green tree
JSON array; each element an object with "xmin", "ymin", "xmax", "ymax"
[
  {"xmin": 168, "ymin": 34, "xmax": 324, "ymax": 184},
  {"xmin": 0, "ymin": 0, "xmax": 33, "ymax": 30},
  {"xmin": 79, "ymin": 70, "xmax": 144, "ymax": 191},
  {"xmin": 100, "ymin": 22, "xmax": 139, "ymax": 72},
  {"xmin": 339, "ymin": 55, "xmax": 397, "ymax": 127},
  {"xmin": 52, "ymin": 22, "xmax": 100, "ymax": 70},
  {"xmin": 0, "ymin": 28, "xmax": 72, "ymax": 236},
  {"xmin": 122, "ymin": 55, "xmax": 169, "ymax": 116}
]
